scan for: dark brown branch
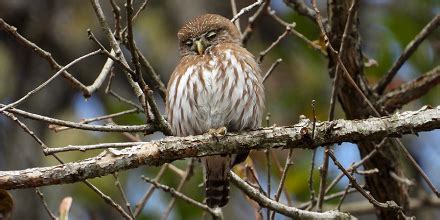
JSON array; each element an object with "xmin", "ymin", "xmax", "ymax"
[
  {"xmin": 375, "ymin": 15, "xmax": 440, "ymax": 94},
  {"xmin": 378, "ymin": 65, "xmax": 440, "ymax": 112},
  {"xmin": 0, "ymin": 106, "xmax": 438, "ymax": 189}
]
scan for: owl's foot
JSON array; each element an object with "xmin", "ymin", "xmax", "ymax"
[{"xmin": 208, "ymin": 127, "xmax": 227, "ymax": 141}]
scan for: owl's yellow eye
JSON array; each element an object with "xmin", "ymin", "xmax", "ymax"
[
  {"xmin": 184, "ymin": 40, "xmax": 193, "ymax": 47},
  {"xmin": 206, "ymin": 31, "xmax": 216, "ymax": 40}
]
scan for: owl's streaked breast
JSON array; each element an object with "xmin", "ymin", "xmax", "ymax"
[{"xmin": 166, "ymin": 43, "xmax": 264, "ymax": 137}]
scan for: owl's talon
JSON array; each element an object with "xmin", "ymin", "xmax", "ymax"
[{"xmin": 208, "ymin": 127, "xmax": 227, "ymax": 142}]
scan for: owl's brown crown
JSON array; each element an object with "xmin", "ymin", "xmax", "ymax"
[{"xmin": 177, "ymin": 14, "xmax": 241, "ymax": 48}]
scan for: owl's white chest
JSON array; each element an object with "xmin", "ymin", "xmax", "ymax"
[{"xmin": 167, "ymin": 48, "xmax": 264, "ymax": 136}]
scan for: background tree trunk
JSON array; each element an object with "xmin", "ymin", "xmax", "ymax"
[{"xmin": 327, "ymin": 0, "xmax": 409, "ymax": 218}]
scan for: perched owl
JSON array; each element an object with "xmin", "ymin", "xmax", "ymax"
[{"xmin": 166, "ymin": 14, "xmax": 264, "ymax": 208}]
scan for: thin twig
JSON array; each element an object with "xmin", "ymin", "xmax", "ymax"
[
  {"xmin": 298, "ymin": 187, "xmax": 361, "ymax": 209},
  {"xmin": 230, "ymin": 171, "xmax": 352, "ymax": 219},
  {"xmin": 90, "ymin": 0, "xmax": 147, "ymax": 116},
  {"xmin": 141, "ymin": 175, "xmax": 222, "ymax": 219},
  {"xmin": 325, "ymin": 139, "xmax": 386, "ymax": 195},
  {"xmin": 269, "ymin": 149, "xmax": 293, "ymax": 220},
  {"xmin": 265, "ymin": 149, "xmax": 271, "ymax": 220},
  {"xmin": 327, "ymin": 150, "xmax": 402, "ymax": 211},
  {"xmin": 161, "ymin": 160, "xmax": 194, "ymax": 220},
  {"xmin": 392, "ymin": 139, "xmax": 440, "ymax": 197},
  {"xmin": 144, "ymin": 87, "xmax": 172, "ymax": 135},
  {"xmin": 1, "ymin": 105, "xmax": 155, "ymax": 134},
  {"xmin": 0, "ymin": 50, "xmax": 100, "ymax": 113},
  {"xmin": 336, "ymin": 182, "xmax": 352, "ymax": 210},
  {"xmin": 133, "ymin": 164, "xmax": 169, "ymax": 218},
  {"xmin": 82, "ymin": 180, "xmax": 133, "ymax": 219},
  {"xmin": 268, "ymin": 9, "xmax": 326, "ymax": 56},
  {"xmin": 263, "ymin": 58, "xmax": 282, "ymax": 83},
  {"xmin": 35, "ymin": 188, "xmax": 57, "ymax": 220},
  {"xmin": 51, "ymin": 108, "xmax": 140, "ymax": 132},
  {"xmin": 283, "ymin": 0, "xmax": 316, "ymax": 23},
  {"xmin": 375, "ymin": 15, "xmax": 440, "ymax": 94},
  {"xmin": 113, "ymin": 173, "xmax": 135, "ymax": 218},
  {"xmin": 0, "ymin": 19, "xmax": 90, "ymax": 96},
  {"xmin": 241, "ymin": 0, "xmax": 270, "ymax": 45},
  {"xmin": 258, "ymin": 26, "xmax": 291, "ymax": 64},
  {"xmin": 230, "ymin": 0, "xmax": 242, "ymax": 33},
  {"xmin": 378, "ymin": 65, "xmax": 440, "ymax": 112},
  {"xmin": 231, "ymin": 0, "xmax": 264, "ymax": 23},
  {"xmin": 307, "ymin": 100, "xmax": 317, "ymax": 210}
]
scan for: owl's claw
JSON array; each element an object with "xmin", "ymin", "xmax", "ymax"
[{"xmin": 208, "ymin": 127, "xmax": 227, "ymax": 142}]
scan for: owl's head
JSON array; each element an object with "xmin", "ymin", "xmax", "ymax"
[{"xmin": 177, "ymin": 14, "xmax": 241, "ymax": 57}]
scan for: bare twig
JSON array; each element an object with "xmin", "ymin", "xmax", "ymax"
[
  {"xmin": 258, "ymin": 26, "xmax": 292, "ymax": 63},
  {"xmin": 137, "ymin": 49, "xmax": 167, "ymax": 101},
  {"xmin": 89, "ymin": 0, "xmax": 148, "ymax": 116},
  {"xmin": 133, "ymin": 164, "xmax": 169, "ymax": 218},
  {"xmin": 51, "ymin": 108, "xmax": 139, "ymax": 132},
  {"xmin": 268, "ymin": 9, "xmax": 326, "ymax": 56},
  {"xmin": 283, "ymin": 0, "xmax": 316, "ymax": 23},
  {"xmin": 113, "ymin": 173, "xmax": 135, "ymax": 218},
  {"xmin": 141, "ymin": 176, "xmax": 222, "ymax": 219},
  {"xmin": 298, "ymin": 187, "xmax": 361, "ymax": 209},
  {"xmin": 392, "ymin": 139, "xmax": 440, "ymax": 197},
  {"xmin": 231, "ymin": 0, "xmax": 264, "ymax": 23},
  {"xmin": 82, "ymin": 180, "xmax": 132, "ymax": 219},
  {"xmin": 325, "ymin": 139, "xmax": 386, "ymax": 195},
  {"xmin": 35, "ymin": 188, "xmax": 57, "ymax": 220},
  {"xmin": 161, "ymin": 160, "xmax": 194, "ymax": 220},
  {"xmin": 378, "ymin": 65, "xmax": 440, "ymax": 112},
  {"xmin": 327, "ymin": 150, "xmax": 402, "ymax": 212},
  {"xmin": 0, "ymin": 19, "xmax": 90, "ymax": 96},
  {"xmin": 1, "ymin": 105, "xmax": 155, "ymax": 134},
  {"xmin": 241, "ymin": 0, "xmax": 270, "ymax": 45},
  {"xmin": 307, "ymin": 100, "xmax": 317, "ymax": 210},
  {"xmin": 230, "ymin": 0, "xmax": 242, "ymax": 33},
  {"xmin": 265, "ymin": 149, "xmax": 271, "ymax": 220},
  {"xmin": 144, "ymin": 87, "xmax": 172, "ymax": 135},
  {"xmin": 375, "ymin": 15, "xmax": 440, "ymax": 94},
  {"xmin": 0, "ymin": 50, "xmax": 100, "ymax": 113},
  {"xmin": 269, "ymin": 149, "xmax": 293, "ymax": 220},
  {"xmin": 230, "ymin": 172, "xmax": 352, "ymax": 219},
  {"xmin": 263, "ymin": 59, "xmax": 282, "ymax": 83}
]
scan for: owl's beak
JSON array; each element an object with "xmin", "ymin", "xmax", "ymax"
[{"xmin": 195, "ymin": 40, "xmax": 205, "ymax": 55}]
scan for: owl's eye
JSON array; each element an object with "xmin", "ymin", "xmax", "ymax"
[
  {"xmin": 184, "ymin": 40, "xmax": 193, "ymax": 47},
  {"xmin": 206, "ymin": 31, "xmax": 217, "ymax": 40}
]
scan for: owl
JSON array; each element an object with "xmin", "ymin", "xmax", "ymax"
[{"xmin": 166, "ymin": 14, "xmax": 265, "ymax": 208}]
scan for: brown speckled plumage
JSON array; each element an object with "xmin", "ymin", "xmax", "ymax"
[{"xmin": 166, "ymin": 14, "xmax": 264, "ymax": 208}]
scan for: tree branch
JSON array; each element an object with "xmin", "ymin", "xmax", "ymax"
[
  {"xmin": 229, "ymin": 172, "xmax": 352, "ymax": 219},
  {"xmin": 0, "ymin": 106, "xmax": 438, "ymax": 189},
  {"xmin": 378, "ymin": 65, "xmax": 440, "ymax": 112},
  {"xmin": 374, "ymin": 15, "xmax": 440, "ymax": 94}
]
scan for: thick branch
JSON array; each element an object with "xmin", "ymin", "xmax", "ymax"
[
  {"xmin": 378, "ymin": 65, "xmax": 440, "ymax": 112},
  {"xmin": 0, "ymin": 106, "xmax": 439, "ymax": 189}
]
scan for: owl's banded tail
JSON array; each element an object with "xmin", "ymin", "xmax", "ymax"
[{"xmin": 204, "ymin": 155, "xmax": 231, "ymax": 208}]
